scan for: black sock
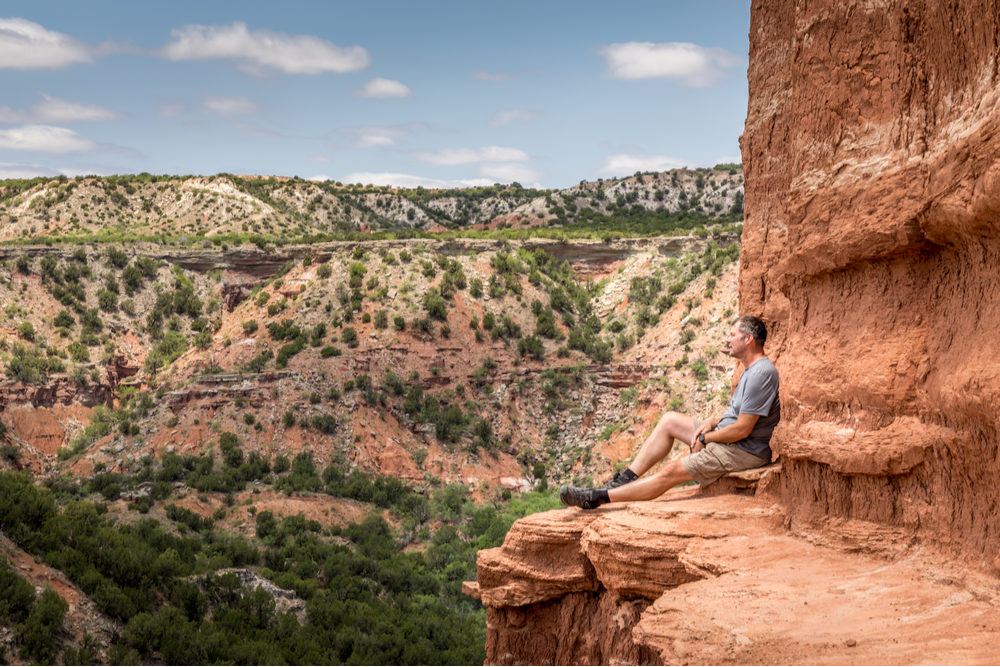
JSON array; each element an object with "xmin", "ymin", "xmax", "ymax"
[
  {"xmin": 622, "ymin": 467, "xmax": 639, "ymax": 482},
  {"xmin": 593, "ymin": 489, "xmax": 610, "ymax": 506}
]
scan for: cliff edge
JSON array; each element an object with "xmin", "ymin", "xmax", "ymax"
[{"xmin": 470, "ymin": 484, "xmax": 1000, "ymax": 664}]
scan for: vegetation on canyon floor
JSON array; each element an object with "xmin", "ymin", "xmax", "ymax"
[{"xmin": 0, "ymin": 462, "xmax": 560, "ymax": 665}]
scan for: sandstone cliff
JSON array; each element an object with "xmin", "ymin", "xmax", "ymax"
[
  {"xmin": 741, "ymin": 0, "xmax": 1000, "ymax": 564},
  {"xmin": 472, "ymin": 2, "xmax": 1000, "ymax": 663}
]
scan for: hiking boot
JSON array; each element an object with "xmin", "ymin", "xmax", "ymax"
[
  {"xmin": 603, "ymin": 471, "xmax": 635, "ymax": 490},
  {"xmin": 560, "ymin": 485, "xmax": 602, "ymax": 510}
]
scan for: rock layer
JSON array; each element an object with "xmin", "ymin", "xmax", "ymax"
[
  {"xmin": 741, "ymin": 0, "xmax": 1000, "ymax": 563},
  {"xmin": 473, "ymin": 492, "xmax": 1000, "ymax": 665}
]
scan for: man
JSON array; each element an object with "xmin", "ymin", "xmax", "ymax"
[{"xmin": 560, "ymin": 315, "xmax": 780, "ymax": 510}]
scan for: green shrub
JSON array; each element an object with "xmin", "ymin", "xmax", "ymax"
[
  {"xmin": 517, "ymin": 335, "xmax": 545, "ymax": 360},
  {"xmin": 68, "ymin": 341, "xmax": 89, "ymax": 363},
  {"xmin": 97, "ymin": 289, "xmax": 117, "ymax": 311},
  {"xmin": 423, "ymin": 289, "xmax": 448, "ymax": 320},
  {"xmin": 106, "ymin": 247, "xmax": 128, "ymax": 269},
  {"xmin": 52, "ymin": 312, "xmax": 75, "ymax": 331},
  {"xmin": 17, "ymin": 321, "xmax": 34, "ymax": 341},
  {"xmin": 469, "ymin": 277, "xmax": 483, "ymax": 298},
  {"xmin": 311, "ymin": 414, "xmax": 337, "ymax": 434},
  {"xmin": 341, "ymin": 327, "xmax": 359, "ymax": 348},
  {"xmin": 412, "ymin": 317, "xmax": 434, "ymax": 337}
]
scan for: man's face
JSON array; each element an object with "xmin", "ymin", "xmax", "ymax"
[{"xmin": 726, "ymin": 323, "xmax": 751, "ymax": 358}]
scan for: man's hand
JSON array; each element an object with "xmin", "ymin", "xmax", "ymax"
[{"xmin": 692, "ymin": 418, "xmax": 719, "ymax": 453}]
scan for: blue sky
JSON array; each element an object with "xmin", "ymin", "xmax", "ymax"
[{"xmin": 0, "ymin": 1, "xmax": 751, "ymax": 189}]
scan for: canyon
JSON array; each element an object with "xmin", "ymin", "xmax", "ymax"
[{"xmin": 472, "ymin": 0, "xmax": 1000, "ymax": 664}]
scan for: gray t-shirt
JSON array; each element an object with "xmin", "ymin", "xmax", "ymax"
[{"xmin": 717, "ymin": 357, "xmax": 780, "ymax": 460}]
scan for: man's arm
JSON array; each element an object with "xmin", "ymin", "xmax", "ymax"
[{"xmin": 701, "ymin": 413, "xmax": 759, "ymax": 445}]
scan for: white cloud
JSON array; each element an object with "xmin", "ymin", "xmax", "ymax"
[
  {"xmin": 599, "ymin": 42, "xmax": 742, "ymax": 87},
  {"xmin": 339, "ymin": 172, "xmax": 495, "ymax": 189},
  {"xmin": 339, "ymin": 123, "xmax": 425, "ymax": 148},
  {"xmin": 309, "ymin": 155, "xmax": 331, "ymax": 164},
  {"xmin": 0, "ymin": 18, "xmax": 92, "ymax": 70},
  {"xmin": 352, "ymin": 78, "xmax": 412, "ymax": 99},
  {"xmin": 161, "ymin": 22, "xmax": 369, "ymax": 75},
  {"xmin": 0, "ymin": 93, "xmax": 121, "ymax": 123},
  {"xmin": 488, "ymin": 109, "xmax": 541, "ymax": 127},
  {"xmin": 201, "ymin": 95, "xmax": 258, "ymax": 117},
  {"xmin": 472, "ymin": 70, "xmax": 512, "ymax": 82},
  {"xmin": 415, "ymin": 146, "xmax": 530, "ymax": 166},
  {"xmin": 477, "ymin": 163, "xmax": 545, "ymax": 185},
  {"xmin": 0, "ymin": 125, "xmax": 96, "ymax": 153},
  {"xmin": 598, "ymin": 153, "xmax": 688, "ymax": 175}
]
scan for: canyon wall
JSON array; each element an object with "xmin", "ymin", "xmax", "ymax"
[
  {"xmin": 473, "ymin": 2, "xmax": 1000, "ymax": 664},
  {"xmin": 741, "ymin": 0, "xmax": 1000, "ymax": 564}
]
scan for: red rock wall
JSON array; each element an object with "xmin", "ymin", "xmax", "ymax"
[
  {"xmin": 742, "ymin": 0, "xmax": 1000, "ymax": 563},
  {"xmin": 486, "ymin": 592, "xmax": 659, "ymax": 666}
]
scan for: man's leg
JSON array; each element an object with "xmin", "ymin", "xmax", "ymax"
[
  {"xmin": 560, "ymin": 412, "xmax": 700, "ymax": 509},
  {"xmin": 626, "ymin": 411, "xmax": 700, "ymax": 476},
  {"xmin": 607, "ymin": 459, "xmax": 694, "ymax": 503}
]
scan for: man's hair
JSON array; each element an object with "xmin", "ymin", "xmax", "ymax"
[{"xmin": 735, "ymin": 315, "xmax": 767, "ymax": 347}]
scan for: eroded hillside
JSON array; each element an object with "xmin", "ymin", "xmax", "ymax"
[
  {"xmin": 0, "ymin": 235, "xmax": 740, "ymax": 494},
  {"xmin": 0, "ymin": 167, "xmax": 743, "ymax": 242}
]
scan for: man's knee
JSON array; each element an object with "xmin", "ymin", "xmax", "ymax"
[
  {"xmin": 656, "ymin": 411, "xmax": 694, "ymax": 440},
  {"xmin": 652, "ymin": 458, "xmax": 687, "ymax": 480},
  {"xmin": 657, "ymin": 410, "xmax": 687, "ymax": 428}
]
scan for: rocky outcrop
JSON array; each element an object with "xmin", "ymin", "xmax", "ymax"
[
  {"xmin": 0, "ymin": 377, "xmax": 112, "ymax": 410},
  {"xmin": 740, "ymin": 0, "xmax": 1000, "ymax": 564},
  {"xmin": 472, "ymin": 491, "xmax": 1000, "ymax": 665},
  {"xmin": 0, "ymin": 234, "xmax": 735, "ymax": 281},
  {"xmin": 105, "ymin": 354, "xmax": 139, "ymax": 389}
]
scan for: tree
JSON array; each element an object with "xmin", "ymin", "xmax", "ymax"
[{"xmin": 17, "ymin": 588, "xmax": 68, "ymax": 664}]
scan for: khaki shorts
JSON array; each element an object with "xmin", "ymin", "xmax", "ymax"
[{"xmin": 681, "ymin": 418, "xmax": 769, "ymax": 486}]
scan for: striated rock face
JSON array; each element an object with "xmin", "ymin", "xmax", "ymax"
[
  {"xmin": 741, "ymin": 0, "xmax": 1000, "ymax": 563},
  {"xmin": 472, "ymin": 493, "xmax": 1000, "ymax": 665},
  {"xmin": 470, "ymin": 495, "xmax": 781, "ymax": 664}
]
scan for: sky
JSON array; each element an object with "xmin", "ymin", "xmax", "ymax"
[{"xmin": 0, "ymin": 1, "xmax": 751, "ymax": 189}]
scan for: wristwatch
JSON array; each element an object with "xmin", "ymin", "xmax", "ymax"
[{"xmin": 698, "ymin": 433, "xmax": 706, "ymax": 445}]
